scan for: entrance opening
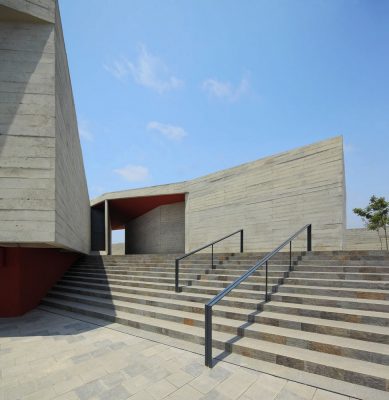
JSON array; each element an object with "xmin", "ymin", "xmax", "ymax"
[
  {"xmin": 91, "ymin": 193, "xmax": 186, "ymax": 255},
  {"xmin": 112, "ymin": 229, "xmax": 125, "ymax": 254}
]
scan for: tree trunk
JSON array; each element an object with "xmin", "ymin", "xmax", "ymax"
[
  {"xmin": 384, "ymin": 224, "xmax": 388, "ymax": 251},
  {"xmin": 377, "ymin": 229, "xmax": 383, "ymax": 250}
]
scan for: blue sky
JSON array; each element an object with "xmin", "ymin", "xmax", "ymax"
[{"xmin": 60, "ymin": 0, "xmax": 388, "ymax": 233}]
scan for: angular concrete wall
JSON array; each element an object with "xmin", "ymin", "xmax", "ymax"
[
  {"xmin": 125, "ymin": 202, "xmax": 185, "ymax": 254},
  {"xmin": 186, "ymin": 136, "xmax": 345, "ymax": 252},
  {"xmin": 0, "ymin": 0, "xmax": 90, "ymax": 254},
  {"xmin": 93, "ymin": 137, "xmax": 346, "ymax": 252},
  {"xmin": 0, "ymin": 0, "xmax": 54, "ymax": 23},
  {"xmin": 54, "ymin": 4, "xmax": 90, "ymax": 253},
  {"xmin": 0, "ymin": 12, "xmax": 56, "ymax": 244}
]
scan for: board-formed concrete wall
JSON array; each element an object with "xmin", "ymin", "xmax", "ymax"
[
  {"xmin": 0, "ymin": 13, "xmax": 56, "ymax": 244},
  {"xmin": 93, "ymin": 136, "xmax": 346, "ymax": 252},
  {"xmin": 0, "ymin": 0, "xmax": 54, "ymax": 23},
  {"xmin": 125, "ymin": 202, "xmax": 185, "ymax": 254},
  {"xmin": 54, "ymin": 4, "xmax": 90, "ymax": 253},
  {"xmin": 0, "ymin": 0, "xmax": 90, "ymax": 254},
  {"xmin": 186, "ymin": 136, "xmax": 345, "ymax": 252},
  {"xmin": 344, "ymin": 228, "xmax": 387, "ymax": 251}
]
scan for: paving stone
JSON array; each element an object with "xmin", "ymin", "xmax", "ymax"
[
  {"xmin": 165, "ymin": 384, "xmax": 203, "ymax": 400},
  {"xmin": 129, "ymin": 390, "xmax": 155, "ymax": 400},
  {"xmin": 145, "ymin": 379, "xmax": 177, "ymax": 399},
  {"xmin": 241, "ymin": 373, "xmax": 286, "ymax": 400},
  {"xmin": 54, "ymin": 391, "xmax": 79, "ymax": 400},
  {"xmin": 100, "ymin": 371, "xmax": 125, "ymax": 389},
  {"xmin": 53, "ymin": 376, "xmax": 84, "ymax": 395},
  {"xmin": 276, "ymin": 381, "xmax": 316, "ymax": 400},
  {"xmin": 122, "ymin": 375, "xmax": 151, "ymax": 396},
  {"xmin": 24, "ymin": 386, "xmax": 56, "ymax": 400},
  {"xmin": 210, "ymin": 370, "xmax": 257, "ymax": 399},
  {"xmin": 166, "ymin": 370, "xmax": 194, "ymax": 388},
  {"xmin": 312, "ymin": 390, "xmax": 350, "ymax": 400},
  {"xmin": 0, "ymin": 308, "xmax": 384, "ymax": 400},
  {"xmin": 183, "ymin": 361, "xmax": 205, "ymax": 377},
  {"xmin": 98, "ymin": 384, "xmax": 129, "ymax": 400},
  {"xmin": 75, "ymin": 380, "xmax": 106, "ymax": 400},
  {"xmin": 190, "ymin": 372, "xmax": 220, "ymax": 394}
]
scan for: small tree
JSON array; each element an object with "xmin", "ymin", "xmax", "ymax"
[{"xmin": 353, "ymin": 196, "xmax": 389, "ymax": 251}]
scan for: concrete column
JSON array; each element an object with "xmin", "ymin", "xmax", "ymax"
[
  {"xmin": 124, "ymin": 223, "xmax": 130, "ymax": 255},
  {"xmin": 104, "ymin": 200, "xmax": 111, "ymax": 255}
]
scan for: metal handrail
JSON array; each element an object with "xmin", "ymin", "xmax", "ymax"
[
  {"xmin": 175, "ymin": 229, "xmax": 243, "ymax": 293},
  {"xmin": 204, "ymin": 224, "xmax": 312, "ymax": 367}
]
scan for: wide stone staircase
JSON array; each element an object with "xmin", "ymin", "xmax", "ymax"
[{"xmin": 41, "ymin": 251, "xmax": 389, "ymax": 395}]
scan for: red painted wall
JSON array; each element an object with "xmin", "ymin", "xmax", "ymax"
[{"xmin": 0, "ymin": 247, "xmax": 80, "ymax": 317}]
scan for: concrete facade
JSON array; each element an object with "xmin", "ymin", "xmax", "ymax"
[
  {"xmin": 94, "ymin": 136, "xmax": 346, "ymax": 253},
  {"xmin": 0, "ymin": 0, "xmax": 90, "ymax": 254},
  {"xmin": 125, "ymin": 202, "xmax": 185, "ymax": 254},
  {"xmin": 344, "ymin": 228, "xmax": 388, "ymax": 251}
]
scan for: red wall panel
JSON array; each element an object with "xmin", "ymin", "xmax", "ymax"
[{"xmin": 0, "ymin": 247, "xmax": 79, "ymax": 317}]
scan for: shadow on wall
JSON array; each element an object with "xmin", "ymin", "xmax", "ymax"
[
  {"xmin": 0, "ymin": 14, "xmax": 54, "ymax": 157},
  {"xmin": 0, "ymin": 254, "xmax": 116, "ymax": 333}
]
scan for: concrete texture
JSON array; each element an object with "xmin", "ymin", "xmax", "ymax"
[
  {"xmin": 344, "ymin": 229, "xmax": 388, "ymax": 251},
  {"xmin": 0, "ymin": 0, "xmax": 90, "ymax": 254},
  {"xmin": 93, "ymin": 136, "xmax": 345, "ymax": 253},
  {"xmin": 0, "ymin": 308, "xmax": 361, "ymax": 400},
  {"xmin": 125, "ymin": 202, "xmax": 185, "ymax": 254},
  {"xmin": 112, "ymin": 242, "xmax": 125, "ymax": 255},
  {"xmin": 54, "ymin": 3, "xmax": 90, "ymax": 254}
]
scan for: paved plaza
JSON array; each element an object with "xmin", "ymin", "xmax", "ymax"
[{"xmin": 0, "ymin": 309, "xmax": 357, "ymax": 400}]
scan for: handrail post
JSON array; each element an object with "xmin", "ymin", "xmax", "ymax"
[
  {"xmin": 289, "ymin": 241, "xmax": 292, "ymax": 271},
  {"xmin": 265, "ymin": 260, "xmax": 268, "ymax": 302},
  {"xmin": 205, "ymin": 304, "xmax": 212, "ymax": 367},
  {"xmin": 240, "ymin": 230, "xmax": 244, "ymax": 253},
  {"xmin": 211, "ymin": 244, "xmax": 214, "ymax": 269},
  {"xmin": 307, "ymin": 224, "xmax": 312, "ymax": 252},
  {"xmin": 175, "ymin": 259, "xmax": 180, "ymax": 293}
]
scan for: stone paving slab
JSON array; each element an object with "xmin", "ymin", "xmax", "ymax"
[{"xmin": 0, "ymin": 309, "xmax": 364, "ymax": 400}]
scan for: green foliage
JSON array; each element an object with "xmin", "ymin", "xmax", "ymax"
[{"xmin": 353, "ymin": 196, "xmax": 389, "ymax": 251}]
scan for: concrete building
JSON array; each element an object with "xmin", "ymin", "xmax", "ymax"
[
  {"xmin": 0, "ymin": 0, "xmax": 90, "ymax": 316},
  {"xmin": 0, "ymin": 0, "xmax": 384, "ymax": 319},
  {"xmin": 91, "ymin": 136, "xmax": 346, "ymax": 255}
]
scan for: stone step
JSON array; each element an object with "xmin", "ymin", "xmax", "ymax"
[
  {"xmin": 302, "ymin": 252, "xmax": 389, "ymax": 260},
  {"xmin": 278, "ymin": 285, "xmax": 389, "ymax": 300},
  {"xmin": 45, "ymin": 291, "xmax": 389, "ymax": 364},
  {"xmin": 271, "ymin": 292, "xmax": 389, "ymax": 313},
  {"xmin": 54, "ymin": 281, "xmax": 263, "ymax": 309},
  {"xmin": 264, "ymin": 301, "xmax": 389, "ymax": 327},
  {"xmin": 285, "ymin": 278, "xmax": 389, "ymax": 290},
  {"xmin": 65, "ymin": 269, "xmax": 285, "ymax": 283},
  {"xmin": 61, "ymin": 274, "xmax": 278, "ymax": 294},
  {"xmin": 52, "ymin": 283, "xmax": 389, "ymax": 332},
  {"xmin": 248, "ymin": 310, "xmax": 389, "ymax": 344},
  {"xmin": 60, "ymin": 275, "xmax": 177, "ymax": 292},
  {"xmin": 64, "ymin": 272, "xmax": 281, "ymax": 290},
  {"xmin": 49, "ymin": 286, "xmax": 252, "ymax": 320},
  {"xmin": 294, "ymin": 265, "xmax": 389, "ymax": 273},
  {"xmin": 47, "ymin": 288, "xmax": 389, "ymax": 345},
  {"xmin": 39, "ymin": 297, "xmax": 389, "ymax": 391},
  {"xmin": 70, "ymin": 265, "xmax": 290, "ymax": 276},
  {"xmin": 298, "ymin": 260, "xmax": 389, "ymax": 266},
  {"xmin": 72, "ymin": 262, "xmax": 293, "ymax": 271},
  {"xmin": 180, "ymin": 284, "xmax": 271, "ymax": 300},
  {"xmin": 290, "ymin": 271, "xmax": 389, "ymax": 281}
]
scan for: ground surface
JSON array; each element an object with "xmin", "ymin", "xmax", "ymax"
[{"xmin": 0, "ymin": 309, "xmax": 358, "ymax": 400}]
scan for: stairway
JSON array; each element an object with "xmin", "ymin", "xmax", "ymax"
[{"xmin": 41, "ymin": 251, "xmax": 389, "ymax": 393}]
